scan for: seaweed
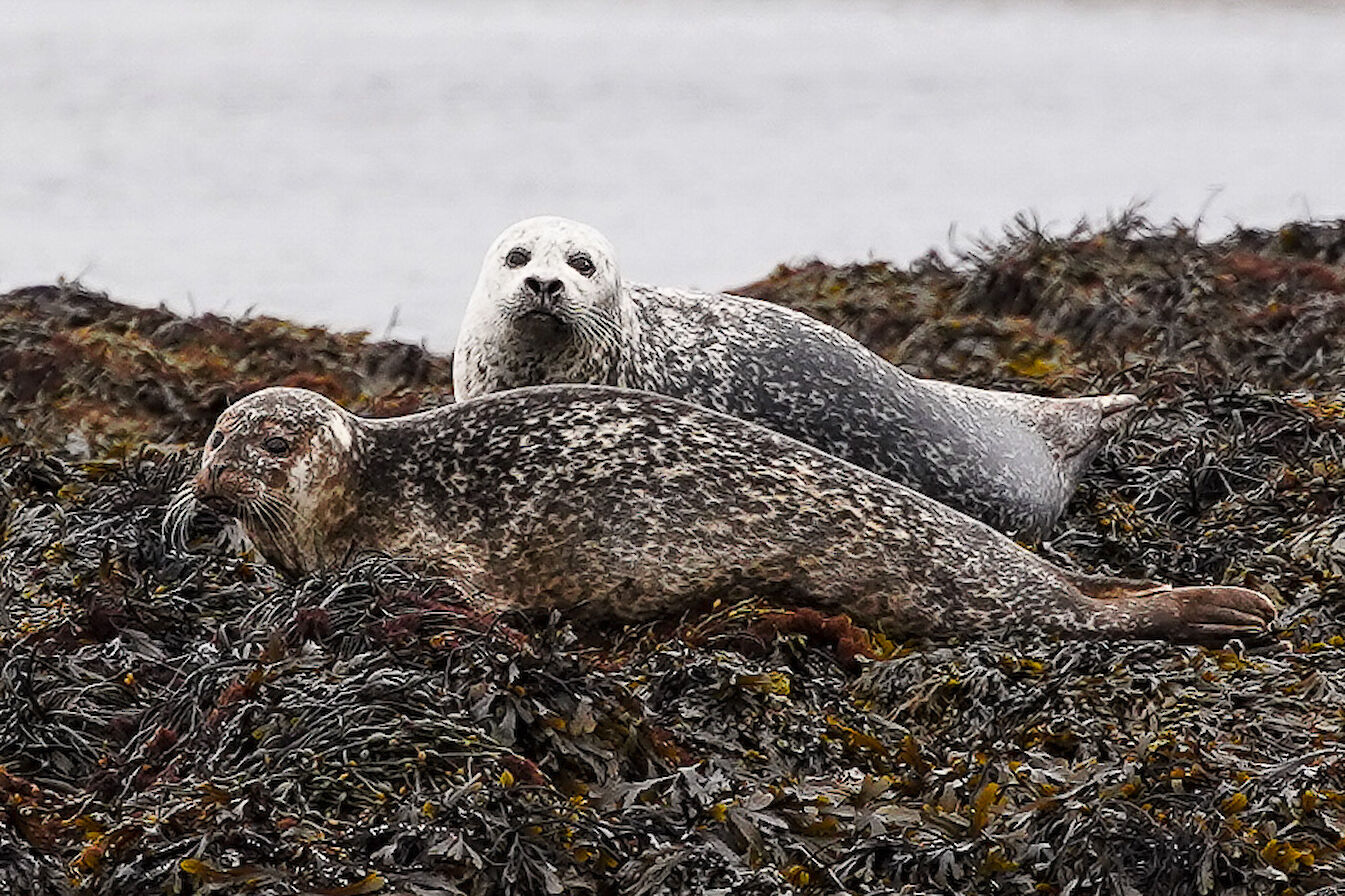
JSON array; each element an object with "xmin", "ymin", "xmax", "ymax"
[
  {"xmin": 3, "ymin": 216, "xmax": 1345, "ymax": 894},
  {"xmin": 0, "ymin": 282, "xmax": 452, "ymax": 455},
  {"xmin": 736, "ymin": 215, "xmax": 1345, "ymax": 395}
]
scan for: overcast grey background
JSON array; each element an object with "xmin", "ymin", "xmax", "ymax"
[{"xmin": 2, "ymin": 0, "xmax": 1342, "ymax": 350}]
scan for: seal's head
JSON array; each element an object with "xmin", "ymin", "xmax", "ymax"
[
  {"xmin": 187, "ymin": 386, "xmax": 360, "ymax": 576},
  {"xmin": 455, "ymin": 216, "xmax": 627, "ymax": 397},
  {"xmin": 472, "ymin": 215, "xmax": 621, "ymax": 334}
]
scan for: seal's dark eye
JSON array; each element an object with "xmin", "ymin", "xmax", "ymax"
[
  {"xmin": 505, "ymin": 247, "xmax": 530, "ymax": 268},
  {"xmin": 262, "ymin": 436, "xmax": 291, "ymax": 455},
  {"xmin": 567, "ymin": 253, "xmax": 596, "ymax": 277},
  {"xmin": 210, "ymin": 432, "xmax": 224, "ymax": 449}
]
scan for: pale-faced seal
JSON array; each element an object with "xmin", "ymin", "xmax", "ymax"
[
  {"xmin": 453, "ymin": 216, "xmax": 1138, "ymax": 540},
  {"xmin": 170, "ymin": 385, "xmax": 1274, "ymax": 644}
]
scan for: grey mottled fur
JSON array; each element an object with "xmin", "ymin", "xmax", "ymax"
[
  {"xmin": 454, "ymin": 217, "xmax": 1138, "ymax": 539},
  {"xmin": 182, "ymin": 386, "xmax": 1273, "ymax": 643}
]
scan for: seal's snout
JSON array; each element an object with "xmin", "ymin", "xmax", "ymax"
[
  {"xmin": 192, "ymin": 468, "xmax": 228, "ymax": 511},
  {"xmin": 192, "ymin": 465, "xmax": 252, "ymax": 517},
  {"xmin": 198, "ymin": 493, "xmax": 237, "ymax": 515},
  {"xmin": 513, "ymin": 276, "xmax": 571, "ymax": 342},
  {"xmin": 191, "ymin": 466, "xmax": 214, "ymax": 499},
  {"xmin": 523, "ymin": 276, "xmax": 566, "ymax": 303}
]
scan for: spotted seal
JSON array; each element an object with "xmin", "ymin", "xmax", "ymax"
[
  {"xmin": 169, "ymin": 385, "xmax": 1273, "ymax": 644},
  {"xmin": 452, "ymin": 216, "xmax": 1138, "ymax": 539}
]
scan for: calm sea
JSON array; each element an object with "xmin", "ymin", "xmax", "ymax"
[{"xmin": 2, "ymin": 0, "xmax": 1342, "ymax": 349}]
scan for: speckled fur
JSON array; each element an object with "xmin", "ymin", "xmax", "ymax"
[
  {"xmin": 189, "ymin": 386, "xmax": 1274, "ymax": 643},
  {"xmin": 453, "ymin": 216, "xmax": 1138, "ymax": 539}
]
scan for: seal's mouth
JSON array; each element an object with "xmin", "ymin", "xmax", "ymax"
[
  {"xmin": 513, "ymin": 307, "xmax": 570, "ymax": 343},
  {"xmin": 518, "ymin": 307, "xmax": 563, "ymax": 324},
  {"xmin": 192, "ymin": 470, "xmax": 248, "ymax": 518},
  {"xmin": 198, "ymin": 493, "xmax": 242, "ymax": 516}
]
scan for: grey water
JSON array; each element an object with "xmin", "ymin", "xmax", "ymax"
[{"xmin": 2, "ymin": 0, "xmax": 1342, "ymax": 350}]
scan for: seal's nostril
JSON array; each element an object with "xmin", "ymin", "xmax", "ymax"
[
  {"xmin": 523, "ymin": 276, "xmax": 542, "ymax": 296},
  {"xmin": 542, "ymin": 278, "xmax": 564, "ymax": 300}
]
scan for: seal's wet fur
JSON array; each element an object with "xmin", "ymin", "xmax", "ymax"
[
  {"xmin": 453, "ymin": 216, "xmax": 1137, "ymax": 539},
  {"xmin": 185, "ymin": 386, "xmax": 1273, "ymax": 643}
]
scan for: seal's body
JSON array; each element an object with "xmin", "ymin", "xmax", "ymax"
[
  {"xmin": 177, "ymin": 386, "xmax": 1273, "ymax": 644},
  {"xmin": 453, "ymin": 217, "xmax": 1136, "ymax": 539}
]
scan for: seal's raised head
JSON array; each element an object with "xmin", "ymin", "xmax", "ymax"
[
  {"xmin": 186, "ymin": 387, "xmax": 360, "ymax": 575},
  {"xmin": 456, "ymin": 217, "xmax": 628, "ymax": 397},
  {"xmin": 473, "ymin": 215, "xmax": 621, "ymax": 325}
]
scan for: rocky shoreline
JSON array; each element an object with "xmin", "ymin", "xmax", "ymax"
[{"xmin": 3, "ymin": 217, "xmax": 1344, "ymax": 894}]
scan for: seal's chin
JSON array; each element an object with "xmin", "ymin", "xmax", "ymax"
[{"xmin": 512, "ymin": 308, "xmax": 571, "ymax": 345}]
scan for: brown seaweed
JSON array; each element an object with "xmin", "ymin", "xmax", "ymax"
[{"xmin": 2, "ymin": 216, "xmax": 1345, "ymax": 894}]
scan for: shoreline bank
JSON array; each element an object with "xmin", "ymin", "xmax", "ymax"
[{"xmin": 3, "ymin": 217, "xmax": 1344, "ymax": 894}]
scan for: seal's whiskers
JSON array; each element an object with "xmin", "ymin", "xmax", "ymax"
[
  {"xmin": 247, "ymin": 492, "xmax": 301, "ymax": 556},
  {"xmin": 161, "ymin": 484, "xmax": 197, "ymax": 553}
]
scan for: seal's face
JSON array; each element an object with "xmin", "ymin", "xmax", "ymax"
[
  {"xmin": 454, "ymin": 215, "xmax": 630, "ymax": 398},
  {"xmin": 471, "ymin": 215, "xmax": 623, "ymax": 345},
  {"xmin": 189, "ymin": 387, "xmax": 357, "ymax": 575}
]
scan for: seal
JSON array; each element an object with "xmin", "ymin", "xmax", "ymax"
[
  {"xmin": 453, "ymin": 216, "xmax": 1138, "ymax": 539},
  {"xmin": 169, "ymin": 385, "xmax": 1274, "ymax": 644}
]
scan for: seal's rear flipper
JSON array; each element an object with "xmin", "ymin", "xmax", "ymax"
[
  {"xmin": 1090, "ymin": 394, "xmax": 1142, "ymax": 431},
  {"xmin": 1062, "ymin": 571, "xmax": 1167, "ymax": 601},
  {"xmin": 1082, "ymin": 581, "xmax": 1276, "ymax": 644},
  {"xmin": 1030, "ymin": 393, "xmax": 1140, "ymax": 463},
  {"xmin": 920, "ymin": 383, "xmax": 1139, "ymax": 464},
  {"xmin": 1157, "ymin": 586, "xmax": 1277, "ymax": 643}
]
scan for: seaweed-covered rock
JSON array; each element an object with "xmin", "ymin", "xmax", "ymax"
[
  {"xmin": 0, "ymin": 282, "xmax": 452, "ymax": 454},
  {"xmin": 3, "ymin": 217, "xmax": 1345, "ymax": 895},
  {"xmin": 736, "ymin": 215, "xmax": 1345, "ymax": 394}
]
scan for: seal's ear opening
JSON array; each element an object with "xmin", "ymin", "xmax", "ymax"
[{"xmin": 262, "ymin": 435, "xmax": 292, "ymax": 455}]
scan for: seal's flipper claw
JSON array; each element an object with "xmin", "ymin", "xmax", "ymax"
[
  {"xmin": 1184, "ymin": 623, "xmax": 1271, "ymax": 644},
  {"xmin": 1163, "ymin": 586, "xmax": 1276, "ymax": 643}
]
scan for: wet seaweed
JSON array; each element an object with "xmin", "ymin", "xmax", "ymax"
[
  {"xmin": 737, "ymin": 215, "xmax": 1345, "ymax": 396},
  {"xmin": 3, "ymin": 217, "xmax": 1345, "ymax": 894},
  {"xmin": 0, "ymin": 282, "xmax": 452, "ymax": 455}
]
